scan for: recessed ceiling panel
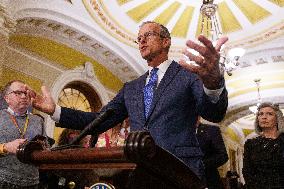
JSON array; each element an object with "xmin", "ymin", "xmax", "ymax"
[
  {"xmin": 154, "ymin": 2, "xmax": 181, "ymax": 25},
  {"xmin": 127, "ymin": 0, "xmax": 167, "ymax": 22},
  {"xmin": 233, "ymin": 0, "xmax": 271, "ymax": 24},
  {"xmin": 218, "ymin": 1, "xmax": 242, "ymax": 33},
  {"xmin": 171, "ymin": 6, "xmax": 194, "ymax": 38}
]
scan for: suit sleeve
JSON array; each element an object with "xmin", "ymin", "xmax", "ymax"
[
  {"xmin": 203, "ymin": 127, "xmax": 228, "ymax": 168},
  {"xmin": 59, "ymin": 85, "xmax": 128, "ymax": 134},
  {"xmin": 191, "ymin": 74, "xmax": 228, "ymax": 123},
  {"xmin": 242, "ymin": 139, "xmax": 257, "ymax": 188}
]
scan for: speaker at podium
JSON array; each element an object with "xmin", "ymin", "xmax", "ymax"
[{"xmin": 17, "ymin": 131, "xmax": 206, "ymax": 189}]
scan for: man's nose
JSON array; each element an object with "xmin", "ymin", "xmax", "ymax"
[
  {"xmin": 139, "ymin": 37, "xmax": 147, "ymax": 44},
  {"xmin": 20, "ymin": 92, "xmax": 28, "ymax": 98}
]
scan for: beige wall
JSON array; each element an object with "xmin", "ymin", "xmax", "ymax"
[
  {"xmin": 0, "ymin": 34, "xmax": 7, "ymax": 86},
  {"xmin": 2, "ymin": 46, "xmax": 62, "ymax": 90}
]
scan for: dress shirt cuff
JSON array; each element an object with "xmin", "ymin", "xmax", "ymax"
[
  {"xmin": 51, "ymin": 105, "xmax": 61, "ymax": 123},
  {"xmin": 203, "ymin": 86, "xmax": 224, "ymax": 103}
]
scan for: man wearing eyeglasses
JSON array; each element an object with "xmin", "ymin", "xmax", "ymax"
[
  {"xmin": 0, "ymin": 80, "xmax": 47, "ymax": 189},
  {"xmin": 32, "ymin": 21, "xmax": 228, "ymax": 188}
]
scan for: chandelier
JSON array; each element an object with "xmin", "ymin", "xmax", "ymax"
[
  {"xmin": 249, "ymin": 78, "xmax": 262, "ymax": 114},
  {"xmin": 200, "ymin": 0, "xmax": 221, "ymax": 42},
  {"xmin": 200, "ymin": 0, "xmax": 245, "ymax": 76}
]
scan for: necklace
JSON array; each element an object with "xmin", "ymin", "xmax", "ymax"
[
  {"xmin": 262, "ymin": 137, "xmax": 278, "ymax": 149},
  {"xmin": 7, "ymin": 112, "xmax": 29, "ymax": 139}
]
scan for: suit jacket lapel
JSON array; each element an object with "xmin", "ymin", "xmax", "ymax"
[{"xmin": 146, "ymin": 61, "xmax": 181, "ymax": 122}]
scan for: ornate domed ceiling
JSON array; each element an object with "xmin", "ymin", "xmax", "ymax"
[{"xmin": 83, "ymin": 0, "xmax": 283, "ymax": 54}]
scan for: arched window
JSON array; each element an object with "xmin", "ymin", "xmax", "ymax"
[{"xmin": 53, "ymin": 81, "xmax": 102, "ymax": 143}]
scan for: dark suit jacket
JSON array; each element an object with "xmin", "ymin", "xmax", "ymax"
[
  {"xmin": 196, "ymin": 124, "xmax": 228, "ymax": 189},
  {"xmin": 59, "ymin": 61, "xmax": 228, "ymax": 178}
]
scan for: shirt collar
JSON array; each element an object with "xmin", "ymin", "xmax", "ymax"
[
  {"xmin": 6, "ymin": 107, "xmax": 28, "ymax": 117},
  {"xmin": 148, "ymin": 59, "xmax": 172, "ymax": 74}
]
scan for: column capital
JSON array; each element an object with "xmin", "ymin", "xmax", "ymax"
[{"xmin": 0, "ymin": 4, "xmax": 16, "ymax": 36}]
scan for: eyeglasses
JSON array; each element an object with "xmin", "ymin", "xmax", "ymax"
[
  {"xmin": 8, "ymin": 90, "xmax": 28, "ymax": 97},
  {"xmin": 136, "ymin": 31, "xmax": 165, "ymax": 43}
]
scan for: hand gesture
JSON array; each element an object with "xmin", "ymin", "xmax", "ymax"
[
  {"xmin": 28, "ymin": 86, "xmax": 56, "ymax": 115},
  {"xmin": 4, "ymin": 139, "xmax": 27, "ymax": 154},
  {"xmin": 179, "ymin": 35, "xmax": 228, "ymax": 89}
]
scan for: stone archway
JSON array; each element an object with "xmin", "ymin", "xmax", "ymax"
[{"xmin": 45, "ymin": 62, "xmax": 110, "ymax": 137}]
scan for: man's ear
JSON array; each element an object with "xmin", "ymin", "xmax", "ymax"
[{"xmin": 163, "ymin": 38, "xmax": 171, "ymax": 49}]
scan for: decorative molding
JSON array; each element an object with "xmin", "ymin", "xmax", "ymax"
[
  {"xmin": 14, "ymin": 17, "xmax": 139, "ymax": 83},
  {"xmin": 237, "ymin": 47, "xmax": 284, "ymax": 68},
  {"xmin": 83, "ymin": 0, "xmax": 136, "ymax": 47},
  {"xmin": 0, "ymin": 4, "xmax": 17, "ymax": 36},
  {"xmin": 82, "ymin": 61, "xmax": 95, "ymax": 79},
  {"xmin": 227, "ymin": 22, "xmax": 284, "ymax": 49}
]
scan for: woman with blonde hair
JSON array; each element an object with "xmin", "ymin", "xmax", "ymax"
[{"xmin": 242, "ymin": 102, "xmax": 284, "ymax": 189}]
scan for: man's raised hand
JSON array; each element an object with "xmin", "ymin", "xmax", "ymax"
[
  {"xmin": 179, "ymin": 35, "xmax": 228, "ymax": 89},
  {"xmin": 29, "ymin": 86, "xmax": 56, "ymax": 115}
]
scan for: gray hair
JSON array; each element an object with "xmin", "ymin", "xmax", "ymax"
[
  {"xmin": 2, "ymin": 80, "xmax": 25, "ymax": 96},
  {"xmin": 254, "ymin": 102, "xmax": 284, "ymax": 134},
  {"xmin": 140, "ymin": 21, "xmax": 171, "ymax": 39}
]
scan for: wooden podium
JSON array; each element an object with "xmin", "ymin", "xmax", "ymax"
[{"xmin": 17, "ymin": 131, "xmax": 205, "ymax": 189}]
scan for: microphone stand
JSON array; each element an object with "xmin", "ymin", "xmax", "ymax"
[{"xmin": 51, "ymin": 109, "xmax": 115, "ymax": 151}]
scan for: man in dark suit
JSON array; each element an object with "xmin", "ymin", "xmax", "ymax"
[
  {"xmin": 196, "ymin": 118, "xmax": 228, "ymax": 189},
  {"xmin": 32, "ymin": 21, "xmax": 228, "ymax": 187}
]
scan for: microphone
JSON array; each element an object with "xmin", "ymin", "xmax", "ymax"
[{"xmin": 69, "ymin": 109, "xmax": 115, "ymax": 145}]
